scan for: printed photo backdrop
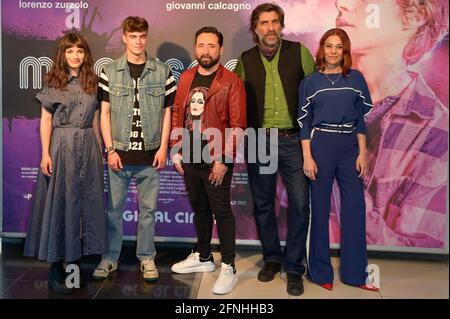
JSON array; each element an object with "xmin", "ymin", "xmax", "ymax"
[{"xmin": 2, "ymin": 0, "xmax": 448, "ymax": 252}]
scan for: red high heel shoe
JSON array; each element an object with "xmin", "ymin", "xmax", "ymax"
[
  {"xmin": 359, "ymin": 284, "xmax": 379, "ymax": 292},
  {"xmin": 321, "ymin": 283, "xmax": 333, "ymax": 291}
]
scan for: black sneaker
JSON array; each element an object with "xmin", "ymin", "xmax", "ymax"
[
  {"xmin": 257, "ymin": 261, "xmax": 282, "ymax": 282},
  {"xmin": 286, "ymin": 273, "xmax": 304, "ymax": 296},
  {"xmin": 48, "ymin": 262, "xmax": 73, "ymax": 295}
]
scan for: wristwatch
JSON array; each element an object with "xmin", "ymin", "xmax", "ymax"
[{"xmin": 105, "ymin": 145, "xmax": 115, "ymax": 153}]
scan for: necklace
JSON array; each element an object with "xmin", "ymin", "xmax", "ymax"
[{"xmin": 324, "ymin": 72, "xmax": 342, "ymax": 85}]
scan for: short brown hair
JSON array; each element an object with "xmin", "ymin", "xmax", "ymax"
[
  {"xmin": 122, "ymin": 16, "xmax": 149, "ymax": 33},
  {"xmin": 316, "ymin": 28, "xmax": 352, "ymax": 75},
  {"xmin": 195, "ymin": 26, "xmax": 224, "ymax": 47},
  {"xmin": 250, "ymin": 3, "xmax": 285, "ymax": 43}
]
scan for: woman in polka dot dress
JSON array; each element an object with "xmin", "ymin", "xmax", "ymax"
[{"xmin": 23, "ymin": 33, "xmax": 107, "ymax": 294}]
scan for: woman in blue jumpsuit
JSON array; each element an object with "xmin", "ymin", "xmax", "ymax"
[{"xmin": 297, "ymin": 28, "xmax": 378, "ymax": 291}]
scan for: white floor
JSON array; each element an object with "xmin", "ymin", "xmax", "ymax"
[{"xmin": 196, "ymin": 251, "xmax": 449, "ymax": 299}]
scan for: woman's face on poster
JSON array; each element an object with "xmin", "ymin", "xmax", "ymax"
[
  {"xmin": 190, "ymin": 91, "xmax": 205, "ymax": 116},
  {"xmin": 335, "ymin": 0, "xmax": 410, "ymax": 52}
]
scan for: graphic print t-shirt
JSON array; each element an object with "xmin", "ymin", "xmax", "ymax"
[
  {"xmin": 184, "ymin": 70, "xmax": 217, "ymax": 164},
  {"xmin": 98, "ymin": 62, "xmax": 176, "ymax": 165}
]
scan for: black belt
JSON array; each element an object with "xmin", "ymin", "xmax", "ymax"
[{"xmin": 265, "ymin": 128, "xmax": 298, "ymax": 137}]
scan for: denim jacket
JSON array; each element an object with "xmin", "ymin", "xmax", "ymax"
[{"xmin": 104, "ymin": 53, "xmax": 170, "ymax": 151}]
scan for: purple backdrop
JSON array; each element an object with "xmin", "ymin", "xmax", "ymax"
[{"xmin": 2, "ymin": 0, "xmax": 448, "ymax": 252}]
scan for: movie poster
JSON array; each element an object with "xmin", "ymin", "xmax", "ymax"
[{"xmin": 2, "ymin": 0, "xmax": 448, "ymax": 252}]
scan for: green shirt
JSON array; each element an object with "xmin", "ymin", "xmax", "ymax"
[{"xmin": 234, "ymin": 42, "xmax": 316, "ymax": 128}]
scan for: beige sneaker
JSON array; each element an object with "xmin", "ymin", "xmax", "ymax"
[
  {"xmin": 92, "ymin": 259, "xmax": 117, "ymax": 280},
  {"xmin": 141, "ymin": 258, "xmax": 159, "ymax": 282}
]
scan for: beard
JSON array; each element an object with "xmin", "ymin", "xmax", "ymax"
[
  {"xmin": 197, "ymin": 54, "xmax": 220, "ymax": 69},
  {"xmin": 258, "ymin": 32, "xmax": 281, "ymax": 48}
]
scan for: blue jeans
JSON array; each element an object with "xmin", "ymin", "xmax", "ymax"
[
  {"xmin": 103, "ymin": 165, "xmax": 159, "ymax": 262},
  {"xmin": 246, "ymin": 132, "xmax": 310, "ymax": 274}
]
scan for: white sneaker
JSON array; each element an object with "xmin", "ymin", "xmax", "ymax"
[
  {"xmin": 212, "ymin": 263, "xmax": 238, "ymax": 295},
  {"xmin": 92, "ymin": 259, "xmax": 117, "ymax": 279},
  {"xmin": 141, "ymin": 258, "xmax": 159, "ymax": 282},
  {"xmin": 171, "ymin": 252, "xmax": 216, "ymax": 274}
]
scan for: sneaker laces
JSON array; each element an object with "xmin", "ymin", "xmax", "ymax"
[{"xmin": 141, "ymin": 258, "xmax": 156, "ymax": 272}]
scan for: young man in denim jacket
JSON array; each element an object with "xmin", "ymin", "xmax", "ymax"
[{"xmin": 93, "ymin": 16, "xmax": 176, "ymax": 282}]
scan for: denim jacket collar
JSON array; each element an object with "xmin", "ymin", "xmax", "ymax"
[{"xmin": 116, "ymin": 52, "xmax": 157, "ymax": 72}]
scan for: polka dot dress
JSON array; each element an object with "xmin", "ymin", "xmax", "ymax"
[{"xmin": 24, "ymin": 78, "xmax": 107, "ymax": 263}]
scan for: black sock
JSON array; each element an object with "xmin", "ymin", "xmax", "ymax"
[{"xmin": 199, "ymin": 253, "xmax": 214, "ymax": 263}]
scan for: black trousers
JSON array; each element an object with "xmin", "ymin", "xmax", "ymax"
[{"xmin": 182, "ymin": 163, "xmax": 235, "ymax": 265}]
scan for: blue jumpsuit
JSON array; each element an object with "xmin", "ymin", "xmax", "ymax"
[{"xmin": 297, "ymin": 69, "xmax": 373, "ymax": 286}]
